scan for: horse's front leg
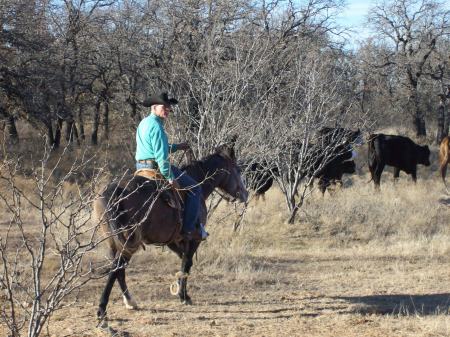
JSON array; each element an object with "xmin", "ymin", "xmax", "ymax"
[
  {"xmin": 168, "ymin": 241, "xmax": 200, "ymax": 305},
  {"xmin": 179, "ymin": 241, "xmax": 200, "ymax": 304}
]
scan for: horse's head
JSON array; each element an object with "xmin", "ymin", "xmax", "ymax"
[{"xmin": 213, "ymin": 143, "xmax": 248, "ymax": 203}]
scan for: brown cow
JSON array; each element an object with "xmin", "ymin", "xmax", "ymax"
[{"xmin": 439, "ymin": 136, "xmax": 450, "ymax": 188}]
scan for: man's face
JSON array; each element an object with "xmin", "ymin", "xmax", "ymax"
[{"xmin": 152, "ymin": 104, "xmax": 171, "ymax": 119}]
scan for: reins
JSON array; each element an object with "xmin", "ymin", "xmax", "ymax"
[{"xmin": 184, "ymin": 148, "xmax": 236, "ymax": 203}]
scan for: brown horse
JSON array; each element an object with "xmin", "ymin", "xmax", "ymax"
[
  {"xmin": 439, "ymin": 136, "xmax": 450, "ymax": 189},
  {"xmin": 93, "ymin": 143, "xmax": 248, "ymax": 325}
]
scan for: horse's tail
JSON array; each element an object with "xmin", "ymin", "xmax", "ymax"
[
  {"xmin": 439, "ymin": 136, "xmax": 450, "ymax": 188},
  {"xmin": 93, "ymin": 183, "xmax": 131, "ymax": 257}
]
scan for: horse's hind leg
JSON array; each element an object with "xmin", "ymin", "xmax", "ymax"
[
  {"xmin": 97, "ymin": 256, "xmax": 128, "ymax": 322},
  {"xmin": 116, "ymin": 259, "xmax": 137, "ymax": 310}
]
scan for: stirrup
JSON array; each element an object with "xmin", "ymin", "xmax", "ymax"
[
  {"xmin": 199, "ymin": 224, "xmax": 209, "ymax": 240},
  {"xmin": 182, "ymin": 231, "xmax": 202, "ymax": 242}
]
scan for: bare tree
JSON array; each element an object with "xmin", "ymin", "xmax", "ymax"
[
  {"xmin": 0, "ymin": 143, "xmax": 109, "ymax": 337},
  {"xmin": 265, "ymin": 47, "xmax": 362, "ymax": 223},
  {"xmin": 368, "ymin": 0, "xmax": 450, "ymax": 136}
]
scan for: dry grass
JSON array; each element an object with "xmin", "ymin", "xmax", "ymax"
[{"xmin": 2, "ymin": 140, "xmax": 450, "ymax": 336}]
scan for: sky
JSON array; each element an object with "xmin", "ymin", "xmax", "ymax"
[{"xmin": 335, "ymin": 0, "xmax": 374, "ymax": 48}]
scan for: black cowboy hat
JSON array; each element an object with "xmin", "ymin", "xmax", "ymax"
[{"xmin": 142, "ymin": 91, "xmax": 178, "ymax": 107}]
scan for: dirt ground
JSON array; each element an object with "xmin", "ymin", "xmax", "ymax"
[
  {"xmin": 3, "ymin": 171, "xmax": 450, "ymax": 337},
  {"xmin": 48, "ymin": 247, "xmax": 450, "ymax": 337}
]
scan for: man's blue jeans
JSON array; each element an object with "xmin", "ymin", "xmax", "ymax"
[{"xmin": 136, "ymin": 163, "xmax": 201, "ymax": 233}]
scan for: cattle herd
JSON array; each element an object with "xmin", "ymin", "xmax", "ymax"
[{"xmin": 244, "ymin": 128, "xmax": 450, "ymax": 197}]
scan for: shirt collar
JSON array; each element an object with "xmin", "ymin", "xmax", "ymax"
[{"xmin": 149, "ymin": 113, "xmax": 163, "ymax": 123}]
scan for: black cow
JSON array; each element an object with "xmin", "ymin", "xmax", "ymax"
[
  {"xmin": 242, "ymin": 161, "xmax": 278, "ymax": 200},
  {"xmin": 318, "ymin": 127, "xmax": 362, "ymax": 148},
  {"xmin": 243, "ymin": 128, "xmax": 361, "ymax": 197},
  {"xmin": 317, "ymin": 159, "xmax": 356, "ymax": 194},
  {"xmin": 308, "ymin": 127, "xmax": 361, "ymax": 194},
  {"xmin": 368, "ymin": 133, "xmax": 431, "ymax": 188}
]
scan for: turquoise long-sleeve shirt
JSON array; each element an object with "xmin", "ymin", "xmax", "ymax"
[{"xmin": 135, "ymin": 113, "xmax": 177, "ymax": 180}]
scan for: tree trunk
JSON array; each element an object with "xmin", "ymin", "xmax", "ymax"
[
  {"xmin": 102, "ymin": 101, "xmax": 109, "ymax": 141},
  {"xmin": 128, "ymin": 99, "xmax": 140, "ymax": 126},
  {"xmin": 44, "ymin": 120, "xmax": 55, "ymax": 147},
  {"xmin": 408, "ymin": 79, "xmax": 426, "ymax": 137},
  {"xmin": 412, "ymin": 102, "xmax": 426, "ymax": 137},
  {"xmin": 445, "ymin": 103, "xmax": 450, "ymax": 137},
  {"xmin": 91, "ymin": 99, "xmax": 101, "ymax": 145},
  {"xmin": 437, "ymin": 101, "xmax": 445, "ymax": 144},
  {"xmin": 78, "ymin": 105, "xmax": 85, "ymax": 141},
  {"xmin": 65, "ymin": 120, "xmax": 73, "ymax": 144},
  {"xmin": 73, "ymin": 123, "xmax": 80, "ymax": 146},
  {"xmin": 53, "ymin": 117, "xmax": 63, "ymax": 149},
  {"xmin": 0, "ymin": 106, "xmax": 19, "ymax": 144},
  {"xmin": 65, "ymin": 119, "xmax": 80, "ymax": 146},
  {"xmin": 287, "ymin": 207, "xmax": 298, "ymax": 224},
  {"xmin": 287, "ymin": 193, "xmax": 298, "ymax": 224},
  {"xmin": 5, "ymin": 115, "xmax": 19, "ymax": 145},
  {"xmin": 420, "ymin": 115, "xmax": 426, "ymax": 136},
  {"xmin": 188, "ymin": 95, "xmax": 200, "ymax": 134}
]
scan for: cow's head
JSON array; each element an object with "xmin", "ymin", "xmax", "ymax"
[
  {"xmin": 417, "ymin": 145, "xmax": 431, "ymax": 166},
  {"xmin": 352, "ymin": 129, "xmax": 364, "ymax": 146}
]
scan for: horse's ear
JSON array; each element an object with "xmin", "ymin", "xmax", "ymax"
[
  {"xmin": 185, "ymin": 148, "xmax": 195, "ymax": 165},
  {"xmin": 215, "ymin": 135, "xmax": 238, "ymax": 161},
  {"xmin": 229, "ymin": 134, "xmax": 238, "ymax": 146},
  {"xmin": 216, "ymin": 144, "xmax": 236, "ymax": 162}
]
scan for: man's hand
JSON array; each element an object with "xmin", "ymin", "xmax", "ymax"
[{"xmin": 177, "ymin": 142, "xmax": 190, "ymax": 151}]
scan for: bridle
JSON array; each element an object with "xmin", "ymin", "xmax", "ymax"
[{"xmin": 183, "ymin": 149, "xmax": 239, "ymax": 203}]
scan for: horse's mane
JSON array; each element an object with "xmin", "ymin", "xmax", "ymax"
[{"xmin": 181, "ymin": 152, "xmax": 222, "ymax": 173}]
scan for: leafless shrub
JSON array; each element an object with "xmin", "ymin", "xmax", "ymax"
[{"xmin": 0, "ymin": 142, "xmax": 110, "ymax": 337}]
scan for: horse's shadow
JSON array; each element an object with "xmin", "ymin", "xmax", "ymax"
[{"xmin": 334, "ymin": 293, "xmax": 450, "ymax": 315}]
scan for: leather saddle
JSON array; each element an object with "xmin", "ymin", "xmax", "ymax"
[
  {"xmin": 134, "ymin": 168, "xmax": 183, "ymax": 211},
  {"xmin": 134, "ymin": 168, "xmax": 203, "ymax": 243}
]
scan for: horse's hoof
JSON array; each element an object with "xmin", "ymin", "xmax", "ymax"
[
  {"xmin": 96, "ymin": 313, "xmax": 118, "ymax": 335},
  {"xmin": 123, "ymin": 295, "xmax": 138, "ymax": 310},
  {"xmin": 182, "ymin": 298, "xmax": 193, "ymax": 305},
  {"xmin": 97, "ymin": 319, "xmax": 109, "ymax": 330},
  {"xmin": 97, "ymin": 308, "xmax": 106, "ymax": 321},
  {"xmin": 97, "ymin": 322, "xmax": 116, "ymax": 335},
  {"xmin": 96, "ymin": 312, "xmax": 109, "ymax": 329}
]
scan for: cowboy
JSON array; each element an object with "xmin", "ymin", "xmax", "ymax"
[{"xmin": 136, "ymin": 91, "xmax": 208, "ymax": 241}]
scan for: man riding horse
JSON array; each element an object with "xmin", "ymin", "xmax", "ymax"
[
  {"xmin": 136, "ymin": 91, "xmax": 208, "ymax": 241},
  {"xmin": 94, "ymin": 92, "xmax": 248, "ymax": 326}
]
